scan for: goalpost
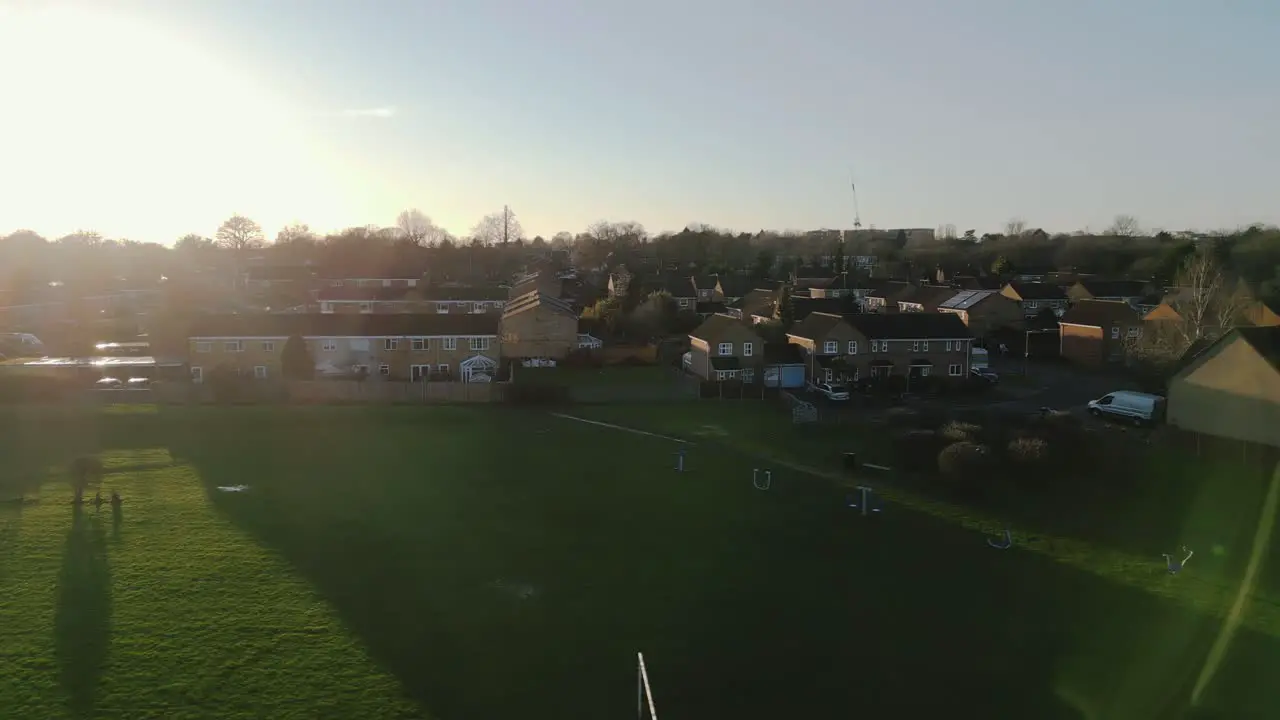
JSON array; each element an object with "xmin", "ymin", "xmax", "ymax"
[{"xmin": 636, "ymin": 652, "xmax": 659, "ymax": 719}]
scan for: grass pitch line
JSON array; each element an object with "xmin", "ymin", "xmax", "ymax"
[{"xmin": 549, "ymin": 413, "xmax": 691, "ymax": 444}]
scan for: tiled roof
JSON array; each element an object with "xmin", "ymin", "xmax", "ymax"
[
  {"xmin": 791, "ymin": 297, "xmax": 848, "ymax": 319},
  {"xmin": 690, "ymin": 313, "xmax": 753, "ymax": 341},
  {"xmin": 502, "ymin": 291, "xmax": 576, "ymax": 319},
  {"xmin": 188, "ymin": 314, "xmax": 499, "ymax": 337},
  {"xmin": 1005, "ymin": 282, "xmax": 1068, "ymax": 300},
  {"xmin": 1059, "ymin": 300, "xmax": 1140, "ymax": 327},
  {"xmin": 788, "ymin": 312, "xmax": 847, "ymax": 340},
  {"xmin": 845, "ymin": 312, "xmax": 972, "ymax": 340},
  {"xmin": 1077, "ymin": 279, "xmax": 1148, "ymax": 298},
  {"xmin": 1235, "ymin": 326, "xmax": 1280, "ymax": 372},
  {"xmin": 901, "ymin": 285, "xmax": 960, "ymax": 309}
]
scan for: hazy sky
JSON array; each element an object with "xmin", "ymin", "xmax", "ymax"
[{"xmin": 1, "ymin": 0, "xmax": 1276, "ymax": 244}]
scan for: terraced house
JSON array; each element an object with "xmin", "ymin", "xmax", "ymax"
[
  {"xmin": 786, "ymin": 312, "xmax": 975, "ymax": 384},
  {"xmin": 187, "ymin": 314, "xmax": 501, "ymax": 383}
]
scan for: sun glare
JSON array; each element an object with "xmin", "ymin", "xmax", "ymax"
[{"xmin": 0, "ymin": 6, "xmax": 356, "ymax": 241}]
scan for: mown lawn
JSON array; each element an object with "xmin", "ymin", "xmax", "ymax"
[{"xmin": 1, "ymin": 405, "xmax": 1278, "ymax": 718}]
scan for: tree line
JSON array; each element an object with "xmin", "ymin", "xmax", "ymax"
[{"xmin": 4, "ymin": 210, "xmax": 1279, "ymax": 304}]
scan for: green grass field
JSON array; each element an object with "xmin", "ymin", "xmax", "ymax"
[{"xmin": 1, "ymin": 405, "xmax": 1278, "ymax": 718}]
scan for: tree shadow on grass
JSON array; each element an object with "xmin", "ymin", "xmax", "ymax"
[
  {"xmin": 54, "ymin": 504, "xmax": 111, "ymax": 718},
  {"xmin": 171, "ymin": 415, "xmax": 1280, "ymax": 719}
]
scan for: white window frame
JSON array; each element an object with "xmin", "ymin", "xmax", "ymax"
[
  {"xmin": 412, "ymin": 338, "xmax": 428, "ymax": 351},
  {"xmin": 945, "ymin": 341, "xmax": 953, "ymax": 351},
  {"xmin": 919, "ymin": 366, "xmax": 931, "ymax": 377},
  {"xmin": 469, "ymin": 337, "xmax": 489, "ymax": 351},
  {"xmin": 823, "ymin": 340, "xmax": 838, "ymax": 354},
  {"xmin": 443, "ymin": 337, "xmax": 457, "ymax": 351},
  {"xmin": 743, "ymin": 342, "xmax": 753, "ymax": 357},
  {"xmin": 911, "ymin": 341, "xmax": 920, "ymax": 352},
  {"xmin": 921, "ymin": 341, "xmax": 929, "ymax": 351},
  {"xmin": 717, "ymin": 342, "xmax": 733, "ymax": 355},
  {"xmin": 473, "ymin": 303, "xmax": 484, "ymax": 313},
  {"xmin": 190, "ymin": 366, "xmax": 203, "ymax": 383},
  {"xmin": 678, "ymin": 298, "xmax": 693, "ymax": 308},
  {"xmin": 741, "ymin": 367, "xmax": 754, "ymax": 383},
  {"xmin": 847, "ymin": 341, "xmax": 857, "ymax": 354},
  {"xmin": 949, "ymin": 363, "xmax": 962, "ymax": 376},
  {"xmin": 322, "ymin": 340, "xmax": 337, "ymax": 352},
  {"xmin": 1027, "ymin": 300, "xmax": 1039, "ymax": 308},
  {"xmin": 437, "ymin": 363, "xmax": 450, "ymax": 375},
  {"xmin": 195, "ymin": 342, "xmax": 211, "ymax": 353},
  {"xmin": 436, "ymin": 303, "xmax": 450, "ymax": 314},
  {"xmin": 261, "ymin": 341, "xmax": 275, "ymax": 352},
  {"xmin": 224, "ymin": 340, "xmax": 243, "ymax": 353},
  {"xmin": 379, "ymin": 364, "xmax": 391, "ymax": 376},
  {"xmin": 1128, "ymin": 327, "xmax": 1141, "ymax": 338},
  {"xmin": 1111, "ymin": 326, "xmax": 1121, "ymax": 339},
  {"xmin": 253, "ymin": 365, "xmax": 268, "ymax": 380},
  {"xmin": 359, "ymin": 302, "xmax": 373, "ymax": 313},
  {"xmin": 384, "ymin": 338, "xmax": 398, "ymax": 351}
]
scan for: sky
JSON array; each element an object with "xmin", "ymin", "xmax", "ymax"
[{"xmin": 1, "ymin": 0, "xmax": 1277, "ymax": 244}]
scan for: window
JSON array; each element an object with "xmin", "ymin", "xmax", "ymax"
[
  {"xmin": 470, "ymin": 337, "xmax": 489, "ymax": 351},
  {"xmin": 921, "ymin": 341, "xmax": 929, "ymax": 351},
  {"xmin": 330, "ymin": 280, "xmax": 343, "ymax": 287},
  {"xmin": 1027, "ymin": 301, "xmax": 1039, "ymax": 308},
  {"xmin": 945, "ymin": 341, "xmax": 953, "ymax": 351},
  {"xmin": 224, "ymin": 341, "xmax": 242, "ymax": 353},
  {"xmin": 847, "ymin": 341, "xmax": 857, "ymax": 355},
  {"xmin": 1111, "ymin": 326, "xmax": 1121, "ymax": 339},
  {"xmin": 743, "ymin": 342, "xmax": 753, "ymax": 357},
  {"xmin": 1127, "ymin": 327, "xmax": 1140, "ymax": 338},
  {"xmin": 717, "ymin": 342, "xmax": 733, "ymax": 355},
  {"xmin": 823, "ymin": 340, "xmax": 838, "ymax": 354},
  {"xmin": 195, "ymin": 342, "xmax": 211, "ymax": 353},
  {"xmin": 870, "ymin": 340, "xmax": 880, "ymax": 352},
  {"xmin": 436, "ymin": 303, "xmax": 449, "ymax": 314},
  {"xmin": 322, "ymin": 340, "xmax": 337, "ymax": 352},
  {"xmin": 384, "ymin": 338, "xmax": 398, "ymax": 351},
  {"xmin": 678, "ymin": 298, "xmax": 692, "ymax": 308},
  {"xmin": 190, "ymin": 366, "xmax": 203, "ymax": 383},
  {"xmin": 949, "ymin": 364, "xmax": 963, "ymax": 376},
  {"xmin": 359, "ymin": 302, "xmax": 373, "ymax": 313},
  {"xmin": 911, "ymin": 341, "xmax": 920, "ymax": 352},
  {"xmin": 437, "ymin": 364, "xmax": 449, "ymax": 375},
  {"xmin": 253, "ymin": 366, "xmax": 268, "ymax": 380},
  {"xmin": 261, "ymin": 341, "xmax": 275, "ymax": 352},
  {"xmin": 473, "ymin": 303, "xmax": 484, "ymax": 313},
  {"xmin": 919, "ymin": 366, "xmax": 931, "ymax": 377},
  {"xmin": 412, "ymin": 338, "xmax": 428, "ymax": 351},
  {"xmin": 443, "ymin": 337, "xmax": 457, "ymax": 351},
  {"xmin": 379, "ymin": 364, "xmax": 390, "ymax": 376},
  {"xmin": 741, "ymin": 368, "xmax": 754, "ymax": 383}
]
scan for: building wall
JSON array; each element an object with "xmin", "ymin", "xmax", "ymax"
[
  {"xmin": 1169, "ymin": 336, "xmax": 1280, "ymax": 448},
  {"xmin": 960, "ymin": 296, "xmax": 1025, "ymax": 338},
  {"xmin": 688, "ymin": 324, "xmax": 764, "ymax": 379},
  {"xmin": 851, "ymin": 337, "xmax": 972, "ymax": 380},
  {"xmin": 1059, "ymin": 324, "xmax": 1104, "ymax": 366},
  {"xmin": 688, "ymin": 339, "xmax": 712, "ymax": 379},
  {"xmin": 188, "ymin": 335, "xmax": 498, "ymax": 381},
  {"xmin": 500, "ymin": 306, "xmax": 578, "ymax": 359}
]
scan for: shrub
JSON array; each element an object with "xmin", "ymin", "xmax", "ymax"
[
  {"xmin": 940, "ymin": 421, "xmax": 983, "ymax": 443},
  {"xmin": 938, "ymin": 441, "xmax": 993, "ymax": 481},
  {"xmin": 1007, "ymin": 437, "xmax": 1050, "ymax": 465}
]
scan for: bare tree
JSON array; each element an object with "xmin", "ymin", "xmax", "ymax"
[
  {"xmin": 396, "ymin": 208, "xmax": 443, "ymax": 246},
  {"xmin": 1108, "ymin": 214, "xmax": 1141, "ymax": 237},
  {"xmin": 550, "ymin": 231, "xmax": 573, "ymax": 249},
  {"xmin": 215, "ymin": 215, "xmax": 264, "ymax": 252},
  {"xmin": 1004, "ymin": 218, "xmax": 1028, "ymax": 237},
  {"xmin": 1126, "ymin": 247, "xmax": 1244, "ymax": 365},
  {"xmin": 471, "ymin": 206, "xmax": 524, "ymax": 246},
  {"xmin": 275, "ymin": 223, "xmax": 316, "ymax": 245}
]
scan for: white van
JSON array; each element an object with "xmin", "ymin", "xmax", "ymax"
[{"xmin": 1087, "ymin": 391, "xmax": 1165, "ymax": 426}]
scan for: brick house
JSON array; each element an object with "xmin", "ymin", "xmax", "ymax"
[
  {"xmin": 786, "ymin": 311, "xmax": 974, "ymax": 385},
  {"xmin": 1059, "ymin": 300, "xmax": 1143, "ymax": 367},
  {"xmin": 187, "ymin": 313, "xmax": 500, "ymax": 383},
  {"xmin": 499, "ymin": 291, "xmax": 581, "ymax": 363},
  {"xmin": 844, "ymin": 313, "xmax": 975, "ymax": 383},
  {"xmin": 687, "ymin": 314, "xmax": 765, "ymax": 382},
  {"xmin": 1000, "ymin": 282, "xmax": 1070, "ymax": 317},
  {"xmin": 936, "ymin": 289, "xmax": 1024, "ymax": 341},
  {"xmin": 785, "ymin": 312, "xmax": 864, "ymax": 384}
]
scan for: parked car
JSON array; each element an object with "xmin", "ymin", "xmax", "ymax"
[
  {"xmin": 970, "ymin": 368, "xmax": 999, "ymax": 384},
  {"xmin": 809, "ymin": 381, "xmax": 851, "ymax": 401},
  {"xmin": 1087, "ymin": 390, "xmax": 1165, "ymax": 426}
]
